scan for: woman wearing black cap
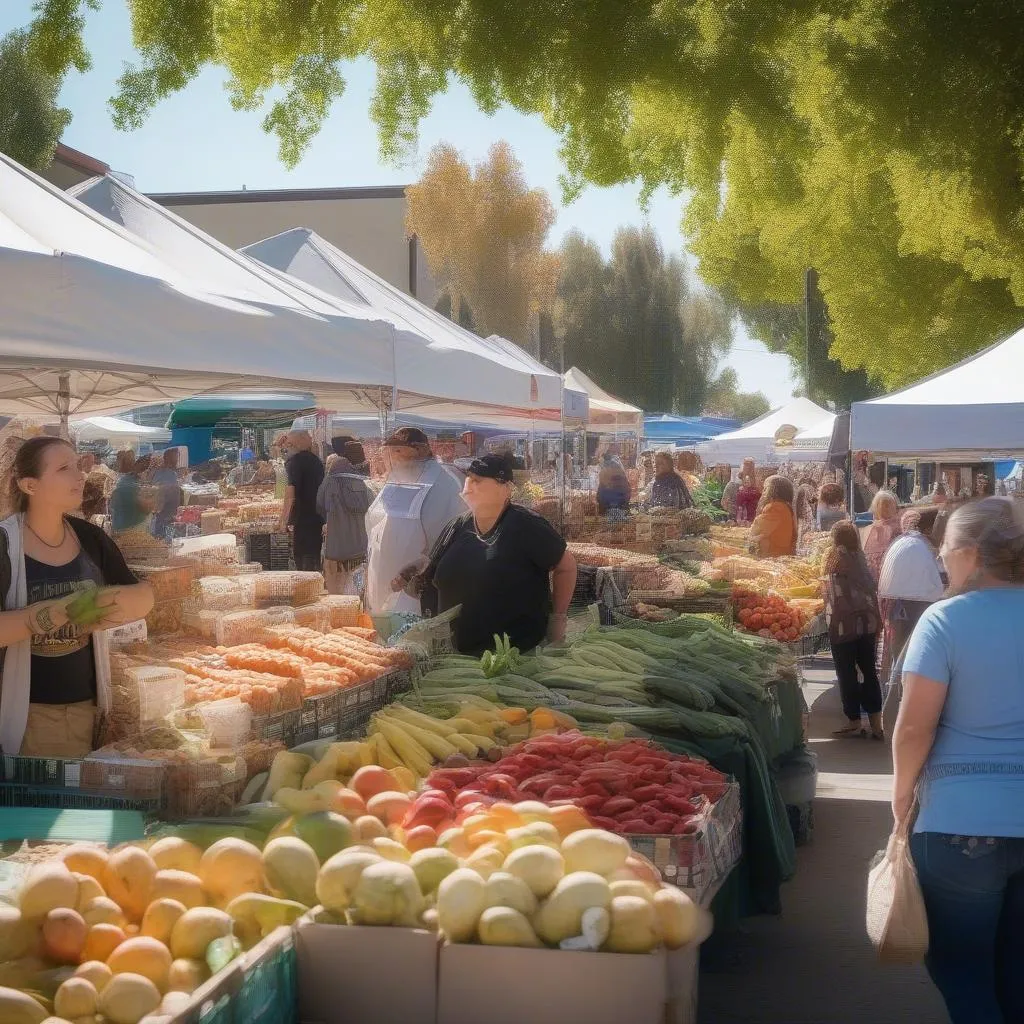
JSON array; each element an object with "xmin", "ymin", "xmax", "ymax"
[{"xmin": 410, "ymin": 453, "xmax": 578, "ymax": 655}]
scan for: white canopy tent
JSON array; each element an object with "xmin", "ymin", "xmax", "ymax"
[
  {"xmin": 851, "ymin": 325, "xmax": 1024, "ymax": 459},
  {"xmin": 0, "ymin": 155, "xmax": 406, "ymax": 422},
  {"xmin": 71, "ymin": 415, "xmax": 171, "ymax": 446},
  {"xmin": 688, "ymin": 397, "xmax": 832, "ymax": 465},
  {"xmin": 562, "ymin": 366, "xmax": 643, "ymax": 434},
  {"xmin": 240, "ymin": 228, "xmax": 565, "ymax": 425},
  {"xmin": 775, "ymin": 412, "xmax": 838, "ymax": 463}
]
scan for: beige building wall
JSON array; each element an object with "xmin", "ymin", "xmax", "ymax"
[{"xmin": 150, "ymin": 187, "xmax": 439, "ymax": 305}]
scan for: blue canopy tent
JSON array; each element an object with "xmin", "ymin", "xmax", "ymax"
[{"xmin": 643, "ymin": 414, "xmax": 740, "ymax": 448}]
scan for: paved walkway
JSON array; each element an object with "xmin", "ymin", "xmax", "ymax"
[{"xmin": 697, "ymin": 659, "xmax": 949, "ymax": 1024}]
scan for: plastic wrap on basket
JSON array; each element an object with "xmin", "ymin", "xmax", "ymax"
[
  {"xmin": 145, "ymin": 599, "xmax": 185, "ymax": 637},
  {"xmin": 254, "ymin": 571, "xmax": 325, "ymax": 609},
  {"xmin": 107, "ymin": 665, "xmax": 186, "ymax": 742},
  {"xmin": 197, "ymin": 697, "xmax": 253, "ymax": 748},
  {"xmin": 292, "ymin": 601, "xmax": 332, "ymax": 633},
  {"xmin": 318, "ymin": 595, "xmax": 361, "ymax": 628},
  {"xmin": 129, "ymin": 564, "xmax": 193, "ymax": 602},
  {"xmin": 182, "ymin": 609, "xmax": 272, "ymax": 647},
  {"xmin": 170, "ymin": 533, "xmax": 241, "ymax": 577},
  {"xmin": 190, "ymin": 575, "xmax": 257, "ymax": 612}
]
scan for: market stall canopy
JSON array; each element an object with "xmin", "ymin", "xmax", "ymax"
[
  {"xmin": 0, "ymin": 156, "xmax": 399, "ymax": 418},
  {"xmin": 168, "ymin": 392, "xmax": 317, "ymax": 429},
  {"xmin": 563, "ymin": 367, "xmax": 643, "ymax": 432},
  {"xmin": 850, "ymin": 324, "xmax": 1024, "ymax": 458},
  {"xmin": 687, "ymin": 397, "xmax": 831, "ymax": 465},
  {"xmin": 71, "ymin": 415, "xmax": 171, "ymax": 445},
  {"xmin": 643, "ymin": 413, "xmax": 740, "ymax": 447},
  {"xmin": 776, "ymin": 412, "xmax": 839, "ymax": 463},
  {"xmin": 241, "ymin": 228, "xmax": 564, "ymax": 423}
]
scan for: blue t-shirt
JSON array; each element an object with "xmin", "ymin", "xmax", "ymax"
[{"xmin": 904, "ymin": 588, "xmax": 1024, "ymax": 837}]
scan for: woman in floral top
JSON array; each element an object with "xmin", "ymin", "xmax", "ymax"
[{"xmin": 824, "ymin": 521, "xmax": 884, "ymax": 739}]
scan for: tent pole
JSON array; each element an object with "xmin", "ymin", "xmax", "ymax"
[{"xmin": 57, "ymin": 373, "xmax": 71, "ymax": 440}]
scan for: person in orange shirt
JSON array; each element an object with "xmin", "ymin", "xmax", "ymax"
[{"xmin": 749, "ymin": 475, "xmax": 797, "ymax": 557}]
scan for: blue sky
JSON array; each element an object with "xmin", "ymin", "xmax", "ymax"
[{"xmin": 4, "ymin": 1, "xmax": 797, "ymax": 405}]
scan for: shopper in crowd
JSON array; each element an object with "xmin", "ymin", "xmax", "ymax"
[
  {"xmin": 366, "ymin": 427, "xmax": 466, "ymax": 614},
  {"xmin": 892, "ymin": 497, "xmax": 1024, "ymax": 1024},
  {"xmin": 863, "ymin": 490, "xmax": 902, "ymax": 581},
  {"xmin": 408, "ymin": 452, "xmax": 577, "ymax": 655},
  {"xmin": 0, "ymin": 437, "xmax": 154, "ymax": 757},
  {"xmin": 276, "ymin": 430, "xmax": 325, "ymax": 572},
  {"xmin": 150, "ymin": 449, "xmax": 183, "ymax": 540},
  {"xmin": 852, "ymin": 451, "xmax": 878, "ymax": 513},
  {"xmin": 317, "ymin": 446, "xmax": 374, "ymax": 595},
  {"xmin": 109, "ymin": 451, "xmax": 153, "ymax": 534},
  {"xmin": 877, "ymin": 508, "xmax": 945, "ymax": 682},
  {"xmin": 824, "ymin": 521, "xmax": 883, "ymax": 739},
  {"xmin": 749, "ymin": 475, "xmax": 797, "ymax": 557},
  {"xmin": 816, "ymin": 481, "xmax": 847, "ymax": 532},
  {"xmin": 720, "ymin": 467, "xmax": 741, "ymax": 519},
  {"xmin": 735, "ymin": 473, "xmax": 762, "ymax": 525},
  {"xmin": 596, "ymin": 451, "xmax": 632, "ymax": 514},
  {"xmin": 794, "ymin": 482, "xmax": 817, "ymax": 546},
  {"xmin": 647, "ymin": 452, "xmax": 693, "ymax": 510}
]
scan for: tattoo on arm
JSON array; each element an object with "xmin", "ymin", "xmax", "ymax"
[{"xmin": 30, "ymin": 605, "xmax": 55, "ymax": 635}]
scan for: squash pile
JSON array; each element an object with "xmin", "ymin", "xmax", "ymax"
[{"xmin": 312, "ymin": 776, "xmax": 704, "ymax": 955}]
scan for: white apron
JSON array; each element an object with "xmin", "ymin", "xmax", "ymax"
[{"xmin": 364, "ymin": 469, "xmax": 436, "ymax": 614}]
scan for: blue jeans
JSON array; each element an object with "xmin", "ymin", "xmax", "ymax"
[{"xmin": 911, "ymin": 831, "xmax": 1024, "ymax": 1023}]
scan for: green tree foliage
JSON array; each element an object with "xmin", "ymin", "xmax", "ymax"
[
  {"xmin": 26, "ymin": 0, "xmax": 1024, "ymax": 388},
  {"xmin": 554, "ymin": 227, "xmax": 757, "ymax": 415},
  {"xmin": 702, "ymin": 368, "xmax": 771, "ymax": 423},
  {"xmin": 0, "ymin": 29, "xmax": 71, "ymax": 171}
]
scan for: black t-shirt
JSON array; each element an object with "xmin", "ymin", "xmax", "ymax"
[
  {"xmin": 23, "ymin": 518, "xmax": 139, "ymax": 705},
  {"xmin": 286, "ymin": 451, "xmax": 326, "ymax": 555},
  {"xmin": 429, "ymin": 504, "xmax": 567, "ymax": 657}
]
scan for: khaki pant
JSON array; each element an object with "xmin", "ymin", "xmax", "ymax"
[
  {"xmin": 324, "ymin": 558, "xmax": 363, "ymax": 596},
  {"xmin": 20, "ymin": 701, "xmax": 96, "ymax": 758}
]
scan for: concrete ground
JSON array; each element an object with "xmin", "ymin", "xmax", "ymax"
[{"xmin": 697, "ymin": 659, "xmax": 949, "ymax": 1024}]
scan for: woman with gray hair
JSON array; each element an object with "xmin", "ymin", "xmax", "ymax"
[{"xmin": 891, "ymin": 497, "xmax": 1024, "ymax": 1023}]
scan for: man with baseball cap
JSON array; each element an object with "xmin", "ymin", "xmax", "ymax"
[
  {"xmin": 406, "ymin": 451, "xmax": 577, "ymax": 653},
  {"xmin": 363, "ymin": 426, "xmax": 465, "ymax": 613}
]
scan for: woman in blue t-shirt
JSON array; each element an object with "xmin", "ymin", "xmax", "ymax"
[{"xmin": 893, "ymin": 497, "xmax": 1024, "ymax": 1024}]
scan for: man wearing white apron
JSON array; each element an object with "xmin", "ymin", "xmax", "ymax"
[{"xmin": 364, "ymin": 428, "xmax": 466, "ymax": 614}]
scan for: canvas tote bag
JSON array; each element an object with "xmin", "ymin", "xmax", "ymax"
[{"xmin": 865, "ymin": 801, "xmax": 929, "ymax": 963}]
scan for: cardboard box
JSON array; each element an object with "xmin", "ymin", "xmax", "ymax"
[
  {"xmin": 296, "ymin": 920, "xmax": 439, "ymax": 1024},
  {"xmin": 437, "ymin": 943, "xmax": 667, "ymax": 1024}
]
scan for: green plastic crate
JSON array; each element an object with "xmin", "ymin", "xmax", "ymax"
[{"xmin": 234, "ymin": 927, "xmax": 297, "ymax": 1024}]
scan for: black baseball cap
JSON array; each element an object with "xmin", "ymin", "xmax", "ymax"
[
  {"xmin": 331, "ymin": 434, "xmax": 356, "ymax": 455},
  {"xmin": 467, "ymin": 453, "xmax": 517, "ymax": 484},
  {"xmin": 383, "ymin": 426, "xmax": 430, "ymax": 447}
]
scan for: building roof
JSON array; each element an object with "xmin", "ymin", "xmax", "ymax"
[
  {"xmin": 150, "ymin": 184, "xmax": 409, "ymax": 206},
  {"xmin": 53, "ymin": 143, "xmax": 109, "ymax": 177}
]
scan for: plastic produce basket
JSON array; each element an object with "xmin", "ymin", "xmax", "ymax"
[
  {"xmin": 249, "ymin": 707, "xmax": 303, "ymax": 745},
  {"xmin": 336, "ymin": 674, "xmax": 392, "ymax": 739},
  {"xmin": 233, "ymin": 925, "xmax": 297, "ymax": 1024},
  {"xmin": 625, "ymin": 780, "xmax": 741, "ymax": 905},
  {"xmin": 0, "ymin": 754, "xmax": 164, "ymax": 813},
  {"xmin": 246, "ymin": 532, "xmax": 292, "ymax": 572},
  {"xmin": 571, "ymin": 564, "xmax": 599, "ymax": 606}
]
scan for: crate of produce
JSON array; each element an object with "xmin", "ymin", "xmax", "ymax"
[
  {"xmin": 571, "ymin": 563, "xmax": 599, "ymax": 606},
  {"xmin": 383, "ymin": 668, "xmax": 413, "ymax": 702},
  {"xmin": 232, "ymin": 925, "xmax": 298, "ymax": 1024},
  {"xmin": 129, "ymin": 563, "xmax": 194, "ymax": 601},
  {"xmin": 334, "ymin": 675, "xmax": 392, "ymax": 740},
  {"xmin": 0, "ymin": 753, "xmax": 164, "ymax": 813},
  {"xmin": 625, "ymin": 780, "xmax": 741, "ymax": 904},
  {"xmin": 162, "ymin": 754, "xmax": 247, "ymax": 818},
  {"xmin": 246, "ymin": 532, "xmax": 292, "ymax": 571},
  {"xmin": 249, "ymin": 707, "xmax": 303, "ymax": 745}
]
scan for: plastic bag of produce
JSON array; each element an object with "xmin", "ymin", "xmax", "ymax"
[{"xmin": 865, "ymin": 809, "xmax": 928, "ymax": 963}]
